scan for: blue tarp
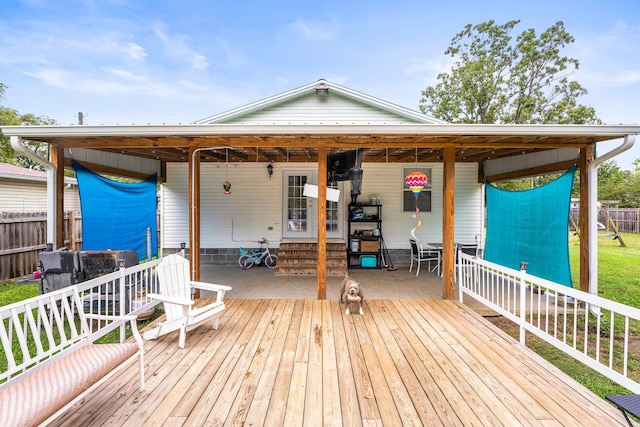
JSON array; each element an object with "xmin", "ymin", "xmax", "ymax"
[
  {"xmin": 484, "ymin": 165, "xmax": 576, "ymax": 287},
  {"xmin": 74, "ymin": 160, "xmax": 158, "ymax": 261}
]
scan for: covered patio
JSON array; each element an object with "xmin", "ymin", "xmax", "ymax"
[
  {"xmin": 5, "ymin": 122, "xmax": 640, "ymax": 301},
  {"xmin": 48, "ymin": 297, "xmax": 627, "ymax": 426}
]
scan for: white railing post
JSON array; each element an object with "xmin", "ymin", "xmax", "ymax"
[
  {"xmin": 519, "ymin": 261, "xmax": 528, "ymax": 345},
  {"xmin": 457, "ymin": 248, "xmax": 463, "ymax": 302},
  {"xmin": 119, "ymin": 261, "xmax": 127, "ymax": 342}
]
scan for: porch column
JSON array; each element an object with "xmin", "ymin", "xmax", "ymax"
[
  {"xmin": 317, "ymin": 146, "xmax": 327, "ymax": 299},
  {"xmin": 442, "ymin": 147, "xmax": 455, "ymax": 299},
  {"xmin": 188, "ymin": 147, "xmax": 201, "ymax": 290},
  {"xmin": 579, "ymin": 146, "xmax": 593, "ymax": 293},
  {"xmin": 50, "ymin": 146, "xmax": 65, "ymax": 249}
]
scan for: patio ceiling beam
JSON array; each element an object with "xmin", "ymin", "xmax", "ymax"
[{"xmin": 63, "ymin": 159, "xmax": 160, "ymax": 180}]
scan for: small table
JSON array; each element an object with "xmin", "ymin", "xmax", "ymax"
[{"xmin": 606, "ymin": 394, "xmax": 640, "ymax": 427}]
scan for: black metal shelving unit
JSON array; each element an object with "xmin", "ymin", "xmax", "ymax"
[{"xmin": 347, "ymin": 204, "xmax": 382, "ymax": 269}]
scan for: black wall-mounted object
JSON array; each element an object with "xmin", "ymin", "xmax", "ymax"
[{"xmin": 327, "ymin": 149, "xmax": 363, "ymax": 182}]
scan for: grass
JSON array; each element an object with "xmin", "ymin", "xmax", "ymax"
[
  {"xmin": 569, "ymin": 232, "xmax": 640, "ymax": 308},
  {"xmin": 0, "ymin": 281, "xmax": 40, "ymax": 307}
]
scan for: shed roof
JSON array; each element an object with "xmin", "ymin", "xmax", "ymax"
[{"xmin": 0, "ymin": 162, "xmax": 77, "ymax": 184}]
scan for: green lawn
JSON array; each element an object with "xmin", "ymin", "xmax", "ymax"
[{"xmin": 570, "ymin": 232, "xmax": 640, "ymax": 308}]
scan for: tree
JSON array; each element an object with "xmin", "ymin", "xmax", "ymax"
[
  {"xmin": 0, "ymin": 82, "xmax": 56, "ymax": 170},
  {"xmin": 597, "ymin": 160, "xmax": 640, "ymax": 208},
  {"xmin": 420, "ymin": 20, "xmax": 600, "ymax": 125}
]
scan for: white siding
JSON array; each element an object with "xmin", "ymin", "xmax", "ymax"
[
  {"xmin": 454, "ymin": 163, "xmax": 484, "ymax": 245},
  {"xmin": 161, "ymin": 164, "xmax": 189, "ymax": 248},
  {"xmin": 359, "ymin": 163, "xmax": 444, "ymax": 249},
  {"xmin": 161, "ymin": 162, "xmax": 483, "ymax": 252},
  {"xmin": 0, "ymin": 179, "xmax": 80, "ymax": 213},
  {"xmin": 222, "ymin": 93, "xmax": 424, "ymax": 125}
]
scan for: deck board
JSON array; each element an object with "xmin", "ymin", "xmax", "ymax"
[{"xmin": 50, "ymin": 299, "xmax": 628, "ymax": 426}]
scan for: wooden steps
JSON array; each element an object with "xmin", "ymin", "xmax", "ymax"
[{"xmin": 275, "ymin": 241, "xmax": 347, "ymax": 276}]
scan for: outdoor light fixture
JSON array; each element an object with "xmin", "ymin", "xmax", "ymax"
[
  {"xmin": 315, "ymin": 82, "xmax": 329, "ymax": 95},
  {"xmin": 118, "ymin": 260, "xmax": 126, "ymax": 270},
  {"xmin": 348, "ymin": 166, "xmax": 363, "ymax": 205},
  {"xmin": 520, "ymin": 261, "xmax": 528, "ymax": 271},
  {"xmin": 267, "ymin": 163, "xmax": 274, "ymax": 179}
]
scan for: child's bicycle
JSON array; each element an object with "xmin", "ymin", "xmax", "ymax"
[{"xmin": 238, "ymin": 238, "xmax": 278, "ymax": 269}]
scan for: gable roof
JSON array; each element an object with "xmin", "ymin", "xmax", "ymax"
[{"xmin": 195, "ymin": 79, "xmax": 445, "ymax": 125}]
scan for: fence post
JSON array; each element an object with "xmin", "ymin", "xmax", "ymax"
[
  {"xmin": 146, "ymin": 227, "xmax": 152, "ymax": 261},
  {"xmin": 70, "ymin": 211, "xmax": 78, "ymax": 251}
]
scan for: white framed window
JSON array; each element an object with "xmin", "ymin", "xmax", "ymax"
[{"xmin": 402, "ymin": 167, "xmax": 432, "ymax": 212}]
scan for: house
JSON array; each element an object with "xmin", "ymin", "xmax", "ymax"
[
  {"xmin": 0, "ymin": 162, "xmax": 79, "ymax": 212},
  {"xmin": 161, "ymin": 80, "xmax": 483, "ymax": 271},
  {"xmin": 3, "ymin": 79, "xmax": 639, "ymax": 299}
]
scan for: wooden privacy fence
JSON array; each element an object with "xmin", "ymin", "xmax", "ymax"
[
  {"xmin": 0, "ymin": 211, "xmax": 82, "ymax": 282},
  {"xmin": 570, "ymin": 207, "xmax": 640, "ymax": 233}
]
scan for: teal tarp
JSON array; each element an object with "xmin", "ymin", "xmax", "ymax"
[
  {"xmin": 484, "ymin": 165, "xmax": 576, "ymax": 287},
  {"xmin": 74, "ymin": 160, "xmax": 158, "ymax": 261}
]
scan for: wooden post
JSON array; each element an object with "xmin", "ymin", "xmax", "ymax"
[
  {"xmin": 442, "ymin": 147, "xmax": 455, "ymax": 299},
  {"xmin": 188, "ymin": 147, "xmax": 201, "ymax": 297},
  {"xmin": 50, "ymin": 146, "xmax": 65, "ymax": 249},
  {"xmin": 317, "ymin": 146, "xmax": 327, "ymax": 299},
  {"xmin": 579, "ymin": 147, "xmax": 592, "ymax": 293},
  {"xmin": 70, "ymin": 211, "xmax": 78, "ymax": 251}
]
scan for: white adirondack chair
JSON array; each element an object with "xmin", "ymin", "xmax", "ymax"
[{"xmin": 143, "ymin": 254, "xmax": 232, "ymax": 348}]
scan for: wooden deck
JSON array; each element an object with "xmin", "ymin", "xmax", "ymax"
[{"xmin": 52, "ymin": 299, "xmax": 627, "ymax": 426}]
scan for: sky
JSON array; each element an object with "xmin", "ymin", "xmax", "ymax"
[{"xmin": 2, "ymin": 0, "xmax": 640, "ymax": 169}]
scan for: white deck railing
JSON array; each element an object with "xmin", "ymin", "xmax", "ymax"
[
  {"xmin": 457, "ymin": 252, "xmax": 640, "ymax": 394},
  {"xmin": 75, "ymin": 258, "xmax": 163, "ymax": 341},
  {"xmin": 1, "ymin": 259, "xmax": 161, "ymax": 385}
]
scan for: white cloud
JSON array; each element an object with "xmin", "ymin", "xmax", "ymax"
[
  {"xmin": 289, "ymin": 17, "xmax": 338, "ymax": 42},
  {"xmin": 152, "ymin": 24, "xmax": 209, "ymax": 70}
]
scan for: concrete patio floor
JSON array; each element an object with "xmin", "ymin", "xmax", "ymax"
[{"xmin": 200, "ymin": 263, "xmax": 488, "ymax": 312}]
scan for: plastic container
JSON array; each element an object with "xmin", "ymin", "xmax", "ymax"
[{"xmin": 360, "ymin": 255, "xmax": 377, "ymax": 268}]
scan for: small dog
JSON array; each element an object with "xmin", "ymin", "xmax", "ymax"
[{"xmin": 339, "ymin": 274, "xmax": 364, "ymax": 315}]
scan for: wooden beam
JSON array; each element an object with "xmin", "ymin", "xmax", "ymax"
[
  {"xmin": 63, "ymin": 158, "xmax": 161, "ymax": 181},
  {"xmin": 51, "ymin": 147, "xmax": 65, "ymax": 249},
  {"xmin": 189, "ymin": 147, "xmax": 201, "ymax": 296},
  {"xmin": 317, "ymin": 146, "xmax": 327, "ymax": 299},
  {"xmin": 579, "ymin": 147, "xmax": 593, "ymax": 292},
  {"xmin": 442, "ymin": 147, "xmax": 456, "ymax": 299}
]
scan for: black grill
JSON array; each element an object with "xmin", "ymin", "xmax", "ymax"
[{"xmin": 39, "ymin": 249, "xmax": 139, "ymax": 294}]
